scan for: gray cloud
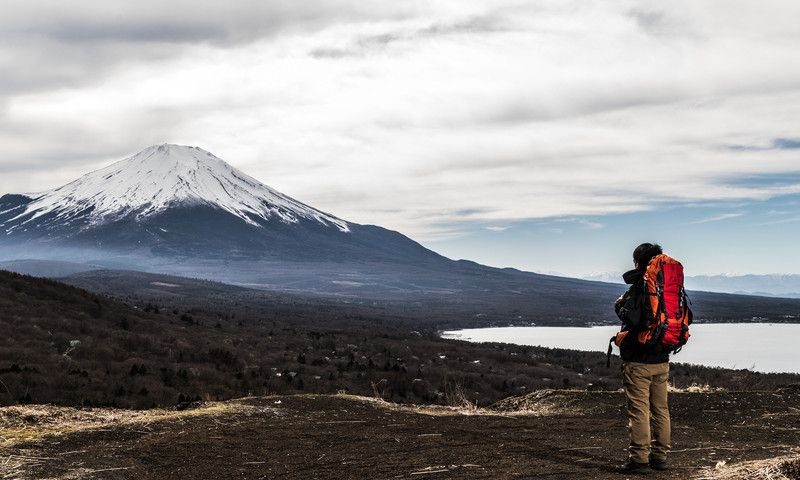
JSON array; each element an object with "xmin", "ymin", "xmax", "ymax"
[
  {"xmin": 626, "ymin": 7, "xmax": 703, "ymax": 39},
  {"xmin": 2, "ymin": 0, "xmax": 800, "ymax": 241},
  {"xmin": 418, "ymin": 12, "xmax": 512, "ymax": 36},
  {"xmin": 43, "ymin": 22, "xmax": 223, "ymax": 44},
  {"xmin": 0, "ymin": 1, "xmax": 416, "ymax": 98},
  {"xmin": 2, "ymin": 1, "xmax": 414, "ymax": 45},
  {"xmin": 309, "ymin": 10, "xmax": 513, "ymax": 59},
  {"xmin": 628, "ymin": 8, "xmax": 667, "ymax": 31},
  {"xmin": 309, "ymin": 33, "xmax": 405, "ymax": 59},
  {"xmin": 308, "ymin": 48, "xmax": 354, "ymax": 59}
]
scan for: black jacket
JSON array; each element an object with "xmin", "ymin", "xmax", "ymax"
[{"xmin": 615, "ymin": 268, "xmax": 669, "ymax": 364}]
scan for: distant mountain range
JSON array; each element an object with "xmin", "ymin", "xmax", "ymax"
[
  {"xmin": 2, "ymin": 144, "xmax": 800, "ymax": 325},
  {"xmin": 583, "ymin": 273, "xmax": 800, "ymax": 298}
]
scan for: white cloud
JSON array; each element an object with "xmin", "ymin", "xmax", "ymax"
[
  {"xmin": 1, "ymin": 0, "xmax": 800, "ymax": 239},
  {"xmin": 553, "ymin": 218, "xmax": 606, "ymax": 230},
  {"xmin": 689, "ymin": 213, "xmax": 745, "ymax": 224},
  {"xmin": 485, "ymin": 226, "xmax": 511, "ymax": 232}
]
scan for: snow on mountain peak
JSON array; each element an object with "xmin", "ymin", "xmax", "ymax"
[{"xmin": 13, "ymin": 144, "xmax": 349, "ymax": 232}]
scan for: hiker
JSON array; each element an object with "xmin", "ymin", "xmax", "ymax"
[{"xmin": 611, "ymin": 243, "xmax": 691, "ymax": 474}]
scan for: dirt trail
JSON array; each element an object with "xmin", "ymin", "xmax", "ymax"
[{"xmin": 1, "ymin": 391, "xmax": 799, "ymax": 479}]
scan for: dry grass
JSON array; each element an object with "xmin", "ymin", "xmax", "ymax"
[
  {"xmin": 0, "ymin": 399, "xmax": 280, "ymax": 479},
  {"xmin": 0, "ymin": 451, "xmax": 27, "ymax": 480},
  {"xmin": 0, "ymin": 402, "xmax": 241, "ymax": 449},
  {"xmin": 669, "ymin": 383, "xmax": 726, "ymax": 393},
  {"xmin": 331, "ymin": 393, "xmax": 516, "ymax": 417},
  {"xmin": 343, "ymin": 389, "xmax": 594, "ymax": 417},
  {"xmin": 490, "ymin": 389, "xmax": 616, "ymax": 417},
  {"xmin": 443, "ymin": 383, "xmax": 480, "ymax": 413},
  {"xmin": 697, "ymin": 456, "xmax": 800, "ymax": 480}
]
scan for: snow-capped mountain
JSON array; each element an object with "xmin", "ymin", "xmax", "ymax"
[
  {"xmin": 3, "ymin": 144, "xmax": 348, "ymax": 235},
  {"xmin": 0, "ymin": 144, "xmax": 443, "ymax": 267}
]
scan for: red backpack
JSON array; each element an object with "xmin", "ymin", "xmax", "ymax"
[{"xmin": 608, "ymin": 254, "xmax": 692, "ymax": 365}]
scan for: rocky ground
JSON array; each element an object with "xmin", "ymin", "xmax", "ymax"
[{"xmin": 2, "ymin": 390, "xmax": 799, "ymax": 480}]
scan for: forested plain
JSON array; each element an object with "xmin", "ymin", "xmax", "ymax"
[{"xmin": 2, "ymin": 270, "xmax": 798, "ymax": 409}]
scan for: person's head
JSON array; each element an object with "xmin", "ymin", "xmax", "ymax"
[{"xmin": 633, "ymin": 243, "xmax": 662, "ymax": 269}]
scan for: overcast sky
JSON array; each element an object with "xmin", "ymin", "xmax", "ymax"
[{"xmin": 2, "ymin": 0, "xmax": 800, "ymax": 276}]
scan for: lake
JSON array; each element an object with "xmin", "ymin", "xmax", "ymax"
[{"xmin": 441, "ymin": 323, "xmax": 800, "ymax": 374}]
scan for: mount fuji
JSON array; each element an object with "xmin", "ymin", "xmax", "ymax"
[
  {"xmin": 5, "ymin": 144, "xmax": 349, "ymax": 233},
  {"xmin": 0, "ymin": 144, "xmax": 444, "ymax": 266}
]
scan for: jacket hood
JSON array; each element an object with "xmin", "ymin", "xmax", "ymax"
[{"xmin": 622, "ymin": 268, "xmax": 645, "ymax": 285}]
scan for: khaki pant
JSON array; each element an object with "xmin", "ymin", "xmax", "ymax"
[{"xmin": 622, "ymin": 362, "xmax": 671, "ymax": 464}]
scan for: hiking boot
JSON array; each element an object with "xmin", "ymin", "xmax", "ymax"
[
  {"xmin": 616, "ymin": 460, "xmax": 651, "ymax": 474},
  {"xmin": 649, "ymin": 458, "xmax": 668, "ymax": 471}
]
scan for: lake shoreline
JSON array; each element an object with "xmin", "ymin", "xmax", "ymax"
[{"xmin": 442, "ymin": 323, "xmax": 800, "ymax": 375}]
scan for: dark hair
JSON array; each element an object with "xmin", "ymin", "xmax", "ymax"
[{"xmin": 633, "ymin": 243, "xmax": 662, "ymax": 268}]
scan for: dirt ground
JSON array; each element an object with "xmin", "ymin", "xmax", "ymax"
[{"xmin": 1, "ymin": 390, "xmax": 799, "ymax": 480}]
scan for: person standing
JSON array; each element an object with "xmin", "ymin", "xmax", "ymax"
[{"xmin": 614, "ymin": 243, "xmax": 671, "ymax": 474}]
